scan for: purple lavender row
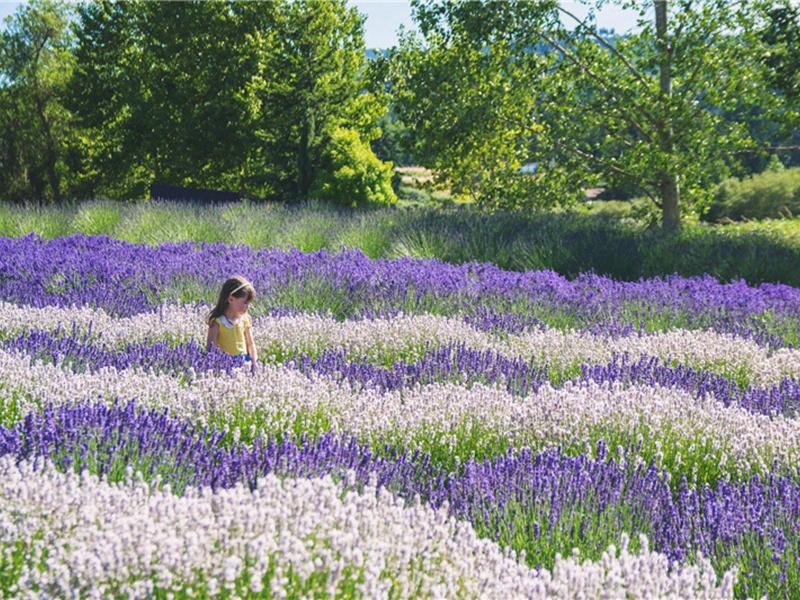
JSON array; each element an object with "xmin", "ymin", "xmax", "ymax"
[
  {"xmin": 1, "ymin": 234, "xmax": 798, "ymax": 344},
  {"xmin": 0, "ymin": 401, "xmax": 424, "ymax": 492},
  {"xmin": 2, "ymin": 400, "xmax": 797, "ymax": 596},
  {"xmin": 1, "ymin": 327, "xmax": 251, "ymax": 377},
  {"xmin": 294, "ymin": 348, "xmax": 800, "ymax": 417},
  {"xmin": 6, "ymin": 329, "xmax": 800, "ymax": 417},
  {"xmin": 437, "ymin": 442, "xmax": 800, "ymax": 594}
]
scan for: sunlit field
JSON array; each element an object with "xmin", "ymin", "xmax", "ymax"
[
  {"xmin": 1, "ymin": 221, "xmax": 800, "ymax": 597},
  {"xmin": 2, "ymin": 198, "xmax": 800, "ymax": 286}
]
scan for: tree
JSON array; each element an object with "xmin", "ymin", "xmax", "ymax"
[
  {"xmin": 249, "ymin": 0, "xmax": 391, "ymax": 202},
  {"xmin": 68, "ymin": 0, "xmax": 264, "ymax": 200},
  {"xmin": 0, "ymin": 0, "xmax": 82, "ymax": 203},
  {"xmin": 389, "ymin": 0, "xmax": 782, "ymax": 227},
  {"xmin": 385, "ymin": 2, "xmax": 553, "ymax": 207},
  {"xmin": 69, "ymin": 0, "xmax": 393, "ymax": 204},
  {"xmin": 311, "ymin": 126, "xmax": 397, "ymax": 206}
]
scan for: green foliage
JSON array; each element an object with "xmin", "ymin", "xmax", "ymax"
[
  {"xmin": 70, "ymin": 199, "xmax": 123, "ymax": 235},
  {"xmin": 760, "ymin": 1, "xmax": 800, "ymax": 129},
  {"xmin": 703, "ymin": 167, "xmax": 800, "ymax": 222},
  {"xmin": 0, "ymin": 0, "xmax": 85, "ymax": 204},
  {"xmin": 68, "ymin": 0, "xmax": 265, "ymax": 200},
  {"xmin": 638, "ymin": 223, "xmax": 800, "ymax": 287},
  {"xmin": 371, "ymin": 110, "xmax": 413, "ymax": 166},
  {"xmin": 249, "ymin": 0, "xmax": 389, "ymax": 201},
  {"xmin": 388, "ymin": 0, "xmax": 784, "ymax": 227},
  {"xmin": 337, "ymin": 212, "xmax": 393, "ymax": 258},
  {"xmin": 311, "ymin": 127, "xmax": 397, "ymax": 207},
  {"xmin": 386, "ymin": 3, "xmax": 553, "ymax": 208},
  {"xmin": 59, "ymin": 0, "xmax": 388, "ymax": 203},
  {"xmin": 0, "ymin": 201, "xmax": 72, "ymax": 237},
  {"xmin": 273, "ymin": 208, "xmax": 341, "ymax": 253}
]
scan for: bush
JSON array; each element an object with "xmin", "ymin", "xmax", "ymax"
[
  {"xmin": 311, "ymin": 127, "xmax": 397, "ymax": 208},
  {"xmin": 641, "ymin": 226, "xmax": 800, "ymax": 285},
  {"xmin": 703, "ymin": 167, "xmax": 800, "ymax": 222}
]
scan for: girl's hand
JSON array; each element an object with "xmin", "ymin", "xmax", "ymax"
[
  {"xmin": 244, "ymin": 324, "xmax": 257, "ymax": 362},
  {"xmin": 206, "ymin": 321, "xmax": 220, "ymax": 351}
]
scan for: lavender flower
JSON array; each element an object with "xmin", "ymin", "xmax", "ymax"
[
  {"xmin": 0, "ymin": 455, "xmax": 737, "ymax": 599},
  {"xmin": 3, "ymin": 402, "xmax": 792, "ymax": 595},
  {"xmin": 6, "ymin": 326, "xmax": 800, "ymax": 417},
  {"xmin": 1, "ymin": 235, "xmax": 798, "ymax": 344}
]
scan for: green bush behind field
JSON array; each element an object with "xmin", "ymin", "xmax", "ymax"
[
  {"xmin": 703, "ymin": 166, "xmax": 800, "ymax": 222},
  {"xmin": 2, "ymin": 199, "xmax": 800, "ymax": 286}
]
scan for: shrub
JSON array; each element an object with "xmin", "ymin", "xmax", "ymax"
[
  {"xmin": 703, "ymin": 167, "xmax": 800, "ymax": 222},
  {"xmin": 396, "ymin": 185, "xmax": 430, "ymax": 205},
  {"xmin": 311, "ymin": 127, "xmax": 397, "ymax": 208}
]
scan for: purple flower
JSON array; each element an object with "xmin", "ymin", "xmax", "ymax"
[{"xmin": 2, "ymin": 235, "xmax": 798, "ymax": 345}]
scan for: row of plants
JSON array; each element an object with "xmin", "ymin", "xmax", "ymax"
[
  {"xmin": 1, "ymin": 234, "xmax": 800, "ymax": 596},
  {"xmin": 1, "ymin": 234, "xmax": 799, "ymax": 345},
  {"xmin": 2, "ymin": 199, "xmax": 800, "ymax": 286}
]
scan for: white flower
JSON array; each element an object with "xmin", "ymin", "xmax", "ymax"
[{"xmin": 0, "ymin": 457, "xmax": 735, "ymax": 599}]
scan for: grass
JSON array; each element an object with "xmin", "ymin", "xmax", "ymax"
[
  {"xmin": 3, "ymin": 199, "xmax": 800, "ymax": 287},
  {"xmin": 394, "ymin": 166, "xmax": 456, "ymax": 208}
]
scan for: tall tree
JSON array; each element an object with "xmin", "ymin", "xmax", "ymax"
[
  {"xmin": 389, "ymin": 0, "xmax": 781, "ymax": 227},
  {"xmin": 250, "ymin": 0, "xmax": 389, "ymax": 201},
  {"xmin": 68, "ymin": 0, "xmax": 393, "ymax": 204},
  {"xmin": 0, "ymin": 0, "xmax": 80, "ymax": 203},
  {"xmin": 68, "ymin": 0, "xmax": 265, "ymax": 199}
]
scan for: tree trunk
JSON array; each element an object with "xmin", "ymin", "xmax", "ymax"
[
  {"xmin": 655, "ymin": 0, "xmax": 680, "ymax": 229},
  {"xmin": 297, "ymin": 108, "xmax": 315, "ymax": 199},
  {"xmin": 35, "ymin": 95, "xmax": 61, "ymax": 204},
  {"xmin": 661, "ymin": 174, "xmax": 680, "ymax": 229}
]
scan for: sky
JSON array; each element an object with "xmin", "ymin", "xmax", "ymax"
[
  {"xmin": 352, "ymin": 0, "xmax": 643, "ymax": 48},
  {"xmin": 0, "ymin": 1, "xmax": 19, "ymax": 24}
]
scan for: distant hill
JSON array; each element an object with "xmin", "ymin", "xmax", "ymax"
[
  {"xmin": 364, "ymin": 28, "xmax": 623, "ymax": 61},
  {"xmin": 366, "ymin": 48, "xmax": 389, "ymax": 60}
]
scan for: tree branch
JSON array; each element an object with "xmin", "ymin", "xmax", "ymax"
[
  {"xmin": 673, "ymin": 38, "xmax": 718, "ymax": 102},
  {"xmin": 539, "ymin": 32, "xmax": 658, "ymax": 143},
  {"xmin": 496, "ymin": 109, "xmax": 659, "ymax": 192},
  {"xmin": 549, "ymin": 136, "xmax": 660, "ymax": 192},
  {"xmin": 671, "ymin": 0, "xmax": 693, "ymax": 44},
  {"xmin": 556, "ymin": 4, "xmax": 652, "ymax": 90},
  {"xmin": 729, "ymin": 145, "xmax": 800, "ymax": 154}
]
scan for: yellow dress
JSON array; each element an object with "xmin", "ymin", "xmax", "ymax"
[{"xmin": 215, "ymin": 314, "xmax": 252, "ymax": 356}]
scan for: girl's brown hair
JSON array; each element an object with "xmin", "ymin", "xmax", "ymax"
[{"xmin": 207, "ymin": 275, "xmax": 256, "ymax": 325}]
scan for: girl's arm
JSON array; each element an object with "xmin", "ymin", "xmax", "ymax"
[
  {"xmin": 206, "ymin": 321, "xmax": 220, "ymax": 351},
  {"xmin": 245, "ymin": 325, "xmax": 257, "ymax": 362}
]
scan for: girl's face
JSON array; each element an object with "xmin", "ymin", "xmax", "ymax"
[{"xmin": 227, "ymin": 294, "xmax": 252, "ymax": 318}]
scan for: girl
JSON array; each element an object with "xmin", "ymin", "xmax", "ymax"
[{"xmin": 206, "ymin": 276, "xmax": 258, "ymax": 361}]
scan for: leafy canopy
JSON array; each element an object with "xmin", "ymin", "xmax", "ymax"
[{"xmin": 387, "ymin": 0, "xmax": 782, "ymax": 227}]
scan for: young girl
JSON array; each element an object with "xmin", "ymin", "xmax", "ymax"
[{"xmin": 206, "ymin": 276, "xmax": 258, "ymax": 361}]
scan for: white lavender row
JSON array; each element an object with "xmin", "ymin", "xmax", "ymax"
[
  {"xmin": 1, "ymin": 349, "xmax": 798, "ymax": 480},
  {"xmin": 7, "ymin": 327, "xmax": 800, "ymax": 418},
  {"xmin": 2, "ymin": 301, "xmax": 799, "ymax": 385},
  {"xmin": 0, "ymin": 456, "xmax": 735, "ymax": 599}
]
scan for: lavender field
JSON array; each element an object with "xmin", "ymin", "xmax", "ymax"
[{"xmin": 2, "ymin": 233, "xmax": 800, "ymax": 597}]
